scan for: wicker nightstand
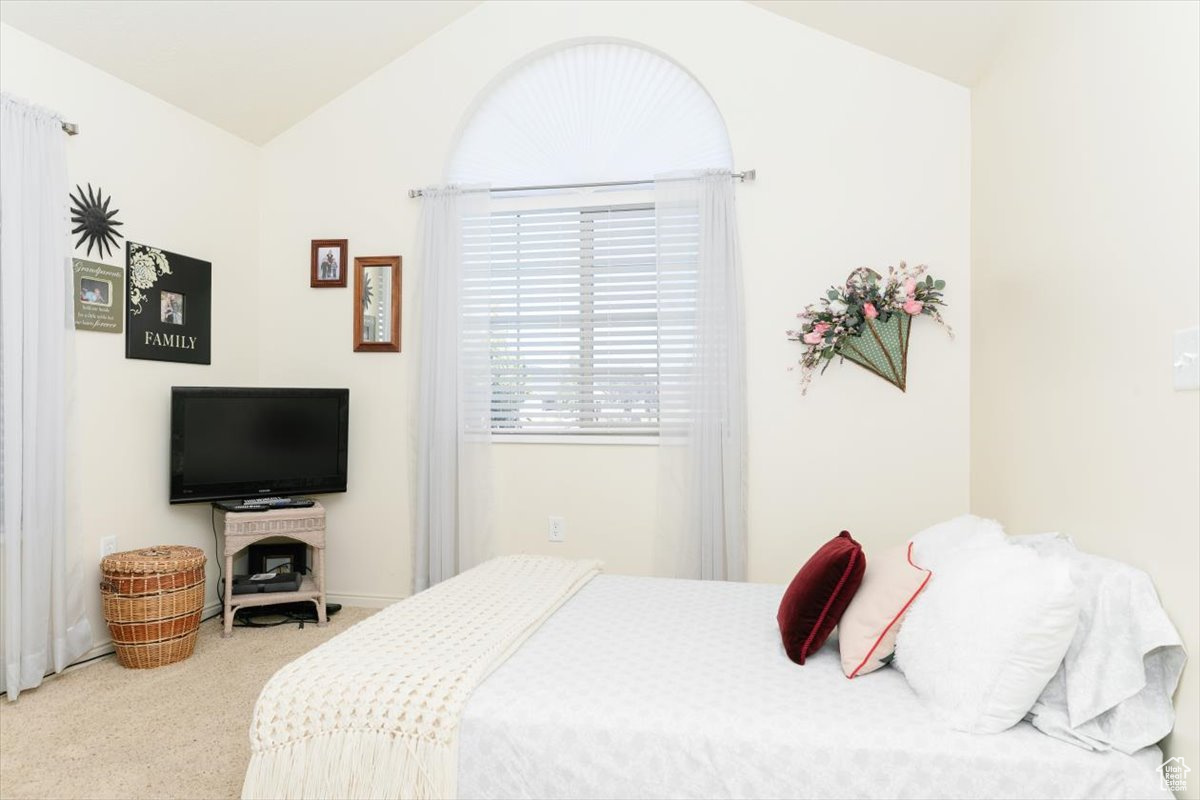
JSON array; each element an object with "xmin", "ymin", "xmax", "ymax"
[{"xmin": 216, "ymin": 502, "xmax": 327, "ymax": 637}]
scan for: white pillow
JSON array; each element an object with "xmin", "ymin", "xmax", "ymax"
[
  {"xmin": 894, "ymin": 540, "xmax": 1079, "ymax": 734},
  {"xmin": 909, "ymin": 514, "xmax": 1005, "ymax": 570}
]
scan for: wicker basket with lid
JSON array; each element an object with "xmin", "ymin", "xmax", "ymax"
[{"xmin": 100, "ymin": 545, "xmax": 206, "ymax": 669}]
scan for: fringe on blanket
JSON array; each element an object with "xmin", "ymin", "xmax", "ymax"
[
  {"xmin": 242, "ymin": 556, "xmax": 602, "ymax": 800},
  {"xmin": 243, "ymin": 730, "xmax": 458, "ymax": 800}
]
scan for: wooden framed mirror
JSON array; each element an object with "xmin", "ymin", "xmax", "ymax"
[{"xmin": 353, "ymin": 255, "xmax": 401, "ymax": 352}]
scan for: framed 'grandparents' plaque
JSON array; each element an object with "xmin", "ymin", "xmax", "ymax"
[
  {"xmin": 73, "ymin": 258, "xmax": 123, "ymax": 333},
  {"xmin": 125, "ymin": 241, "xmax": 211, "ymax": 364}
]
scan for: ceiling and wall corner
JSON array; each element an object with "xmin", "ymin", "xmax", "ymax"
[
  {"xmin": 750, "ymin": 0, "xmax": 1026, "ymax": 87},
  {"xmin": 0, "ymin": 0, "xmax": 1021, "ymax": 147},
  {"xmin": 0, "ymin": 0, "xmax": 481, "ymax": 145}
]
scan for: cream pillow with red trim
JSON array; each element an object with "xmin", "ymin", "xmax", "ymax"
[{"xmin": 838, "ymin": 542, "xmax": 931, "ymax": 678}]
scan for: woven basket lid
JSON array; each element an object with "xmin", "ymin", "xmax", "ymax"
[{"xmin": 101, "ymin": 545, "xmax": 206, "ymax": 574}]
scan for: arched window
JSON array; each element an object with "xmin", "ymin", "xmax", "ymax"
[
  {"xmin": 448, "ymin": 42, "xmax": 734, "ymax": 438},
  {"xmin": 447, "ymin": 41, "xmax": 732, "ymax": 186}
]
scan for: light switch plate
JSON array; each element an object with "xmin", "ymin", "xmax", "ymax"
[
  {"xmin": 548, "ymin": 516, "xmax": 565, "ymax": 543},
  {"xmin": 1174, "ymin": 326, "xmax": 1200, "ymax": 391}
]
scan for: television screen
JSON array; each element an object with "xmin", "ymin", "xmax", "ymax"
[{"xmin": 170, "ymin": 387, "xmax": 349, "ymax": 503}]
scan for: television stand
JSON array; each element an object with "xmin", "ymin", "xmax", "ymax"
[{"xmin": 215, "ymin": 501, "xmax": 326, "ymax": 637}]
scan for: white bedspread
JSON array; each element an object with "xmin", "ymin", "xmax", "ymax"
[{"xmin": 459, "ymin": 575, "xmax": 1170, "ymax": 800}]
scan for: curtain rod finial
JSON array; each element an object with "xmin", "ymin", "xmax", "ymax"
[{"xmin": 61, "ymin": 121, "xmax": 79, "ymax": 136}]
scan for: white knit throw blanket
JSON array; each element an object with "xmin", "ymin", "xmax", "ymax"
[{"xmin": 241, "ymin": 555, "xmax": 601, "ymax": 800}]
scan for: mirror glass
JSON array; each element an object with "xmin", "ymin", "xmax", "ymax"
[{"xmin": 360, "ymin": 265, "xmax": 393, "ymax": 343}]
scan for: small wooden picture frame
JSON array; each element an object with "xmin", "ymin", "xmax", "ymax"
[
  {"xmin": 354, "ymin": 256, "xmax": 401, "ymax": 352},
  {"xmin": 311, "ymin": 239, "xmax": 348, "ymax": 287}
]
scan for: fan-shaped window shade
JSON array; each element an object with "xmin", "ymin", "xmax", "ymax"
[{"xmin": 447, "ymin": 42, "xmax": 733, "ymax": 186}]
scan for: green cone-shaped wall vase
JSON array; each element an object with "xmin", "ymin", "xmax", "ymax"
[{"xmin": 836, "ymin": 313, "xmax": 911, "ymax": 392}]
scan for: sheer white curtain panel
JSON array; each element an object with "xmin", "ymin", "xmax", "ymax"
[
  {"xmin": 0, "ymin": 93, "xmax": 93, "ymax": 699},
  {"xmin": 413, "ymin": 185, "xmax": 493, "ymax": 592},
  {"xmin": 655, "ymin": 170, "xmax": 747, "ymax": 581}
]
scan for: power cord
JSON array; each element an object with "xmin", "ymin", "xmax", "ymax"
[
  {"xmin": 233, "ymin": 608, "xmax": 311, "ymax": 629},
  {"xmin": 210, "ymin": 506, "xmax": 226, "ymax": 616}
]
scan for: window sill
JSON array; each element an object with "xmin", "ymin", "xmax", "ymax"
[{"xmin": 490, "ymin": 434, "xmax": 659, "ymax": 446}]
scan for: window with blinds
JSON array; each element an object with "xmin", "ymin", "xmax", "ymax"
[{"xmin": 472, "ymin": 205, "xmax": 663, "ymax": 437}]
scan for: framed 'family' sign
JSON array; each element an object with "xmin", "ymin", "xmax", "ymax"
[{"xmin": 125, "ymin": 241, "xmax": 212, "ymax": 364}]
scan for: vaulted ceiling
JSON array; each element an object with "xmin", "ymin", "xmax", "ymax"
[
  {"xmin": 750, "ymin": 1, "xmax": 1023, "ymax": 88},
  {"xmin": 0, "ymin": 0, "xmax": 480, "ymax": 144},
  {"xmin": 0, "ymin": 0, "xmax": 1020, "ymax": 146}
]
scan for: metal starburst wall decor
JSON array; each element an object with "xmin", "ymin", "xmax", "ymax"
[{"xmin": 69, "ymin": 184, "xmax": 124, "ymax": 259}]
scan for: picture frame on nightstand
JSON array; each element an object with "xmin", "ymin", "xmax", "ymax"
[{"xmin": 248, "ymin": 542, "xmax": 308, "ymax": 575}]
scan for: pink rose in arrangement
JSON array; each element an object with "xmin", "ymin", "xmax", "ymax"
[
  {"xmin": 903, "ymin": 298, "xmax": 924, "ymax": 315},
  {"xmin": 802, "ymin": 321, "xmax": 832, "ymax": 345},
  {"xmin": 863, "ymin": 302, "xmax": 878, "ymax": 319},
  {"xmin": 902, "ymin": 278, "xmax": 917, "ymax": 297}
]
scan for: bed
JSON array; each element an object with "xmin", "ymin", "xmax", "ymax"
[
  {"xmin": 458, "ymin": 574, "xmax": 1168, "ymax": 800},
  {"xmin": 244, "ymin": 561, "xmax": 1171, "ymax": 800}
]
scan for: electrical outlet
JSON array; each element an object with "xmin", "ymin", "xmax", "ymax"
[
  {"xmin": 548, "ymin": 516, "xmax": 566, "ymax": 543},
  {"xmin": 100, "ymin": 536, "xmax": 118, "ymax": 559}
]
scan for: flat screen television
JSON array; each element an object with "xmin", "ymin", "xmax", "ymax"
[{"xmin": 170, "ymin": 387, "xmax": 349, "ymax": 503}]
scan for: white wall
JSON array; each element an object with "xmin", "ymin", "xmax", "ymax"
[
  {"xmin": 970, "ymin": 1, "xmax": 1200, "ymax": 790},
  {"xmin": 0, "ymin": 23, "xmax": 262, "ymax": 655},
  {"xmin": 256, "ymin": 0, "xmax": 971, "ymax": 603}
]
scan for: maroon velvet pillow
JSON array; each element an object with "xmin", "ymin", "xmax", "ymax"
[{"xmin": 777, "ymin": 531, "xmax": 866, "ymax": 665}]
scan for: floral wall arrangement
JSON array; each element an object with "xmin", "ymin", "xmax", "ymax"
[{"xmin": 787, "ymin": 262, "xmax": 951, "ymax": 393}]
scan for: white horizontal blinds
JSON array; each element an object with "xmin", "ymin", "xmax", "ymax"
[{"xmin": 467, "ymin": 204, "xmax": 670, "ymax": 435}]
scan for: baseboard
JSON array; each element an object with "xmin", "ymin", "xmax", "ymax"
[
  {"xmin": 69, "ymin": 599, "xmax": 224, "ymax": 667},
  {"xmin": 326, "ymin": 591, "xmax": 404, "ymax": 609},
  {"xmin": 66, "ymin": 593, "xmax": 389, "ymax": 672}
]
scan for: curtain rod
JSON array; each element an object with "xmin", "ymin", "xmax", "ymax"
[
  {"xmin": 407, "ymin": 169, "xmax": 756, "ymax": 199},
  {"xmin": 62, "ymin": 121, "xmax": 78, "ymax": 135}
]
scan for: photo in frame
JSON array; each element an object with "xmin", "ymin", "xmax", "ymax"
[
  {"xmin": 248, "ymin": 542, "xmax": 308, "ymax": 575},
  {"xmin": 73, "ymin": 258, "xmax": 124, "ymax": 333},
  {"xmin": 125, "ymin": 241, "xmax": 212, "ymax": 364},
  {"xmin": 311, "ymin": 239, "xmax": 348, "ymax": 287}
]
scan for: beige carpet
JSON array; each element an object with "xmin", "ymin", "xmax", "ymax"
[{"xmin": 0, "ymin": 606, "xmax": 374, "ymax": 800}]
